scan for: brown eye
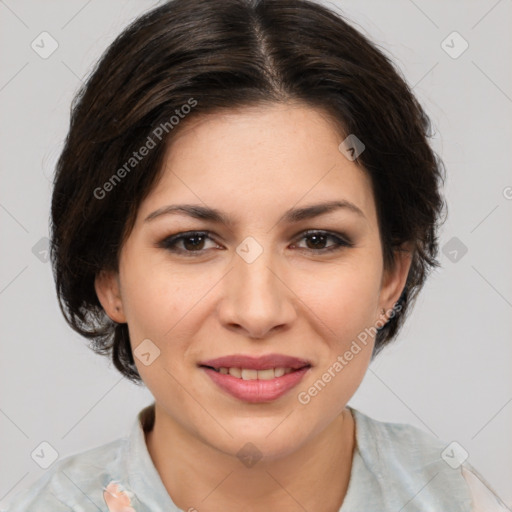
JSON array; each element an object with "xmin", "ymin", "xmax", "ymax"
[
  {"xmin": 304, "ymin": 233, "xmax": 329, "ymax": 250},
  {"xmin": 159, "ymin": 231, "xmax": 219, "ymax": 255},
  {"xmin": 158, "ymin": 229, "xmax": 353, "ymax": 257},
  {"xmin": 293, "ymin": 230, "xmax": 354, "ymax": 253},
  {"xmin": 181, "ymin": 234, "xmax": 207, "ymax": 251}
]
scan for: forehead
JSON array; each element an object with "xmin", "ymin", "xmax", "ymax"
[{"xmin": 138, "ymin": 103, "xmax": 376, "ymax": 225}]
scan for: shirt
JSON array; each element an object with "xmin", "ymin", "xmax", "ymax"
[{"xmin": 3, "ymin": 403, "xmax": 508, "ymax": 511}]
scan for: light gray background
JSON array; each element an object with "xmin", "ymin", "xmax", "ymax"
[{"xmin": 1, "ymin": 0, "xmax": 511, "ymax": 508}]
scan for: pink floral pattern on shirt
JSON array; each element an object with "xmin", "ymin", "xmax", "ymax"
[{"xmin": 103, "ymin": 481, "xmax": 136, "ymax": 512}]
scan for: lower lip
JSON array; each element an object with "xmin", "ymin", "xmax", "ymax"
[{"xmin": 201, "ymin": 366, "xmax": 310, "ymax": 403}]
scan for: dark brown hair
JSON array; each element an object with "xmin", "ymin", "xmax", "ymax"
[{"xmin": 50, "ymin": 0, "xmax": 446, "ymax": 384}]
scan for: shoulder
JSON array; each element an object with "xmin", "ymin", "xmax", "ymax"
[
  {"xmin": 2, "ymin": 437, "xmax": 128, "ymax": 512},
  {"xmin": 346, "ymin": 407, "xmax": 474, "ymax": 511},
  {"xmin": 350, "ymin": 407, "xmax": 449, "ymax": 462}
]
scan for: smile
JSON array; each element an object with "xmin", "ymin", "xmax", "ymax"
[
  {"xmin": 206, "ymin": 367, "xmax": 296, "ymax": 380},
  {"xmin": 198, "ymin": 353, "xmax": 312, "ymax": 403}
]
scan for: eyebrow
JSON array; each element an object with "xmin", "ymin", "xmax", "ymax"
[{"xmin": 144, "ymin": 200, "xmax": 366, "ymax": 225}]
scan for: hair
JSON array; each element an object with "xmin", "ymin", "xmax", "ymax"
[{"xmin": 50, "ymin": 0, "xmax": 447, "ymax": 384}]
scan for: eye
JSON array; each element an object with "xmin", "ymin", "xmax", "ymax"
[
  {"xmin": 158, "ymin": 229, "xmax": 354, "ymax": 257},
  {"xmin": 158, "ymin": 231, "xmax": 220, "ymax": 255},
  {"xmin": 292, "ymin": 230, "xmax": 354, "ymax": 253}
]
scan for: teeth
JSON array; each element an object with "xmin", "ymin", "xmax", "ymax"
[
  {"xmin": 274, "ymin": 367, "xmax": 285, "ymax": 377},
  {"xmin": 241, "ymin": 369, "xmax": 258, "ymax": 380},
  {"xmin": 215, "ymin": 367, "xmax": 296, "ymax": 380},
  {"xmin": 257, "ymin": 369, "xmax": 275, "ymax": 380},
  {"xmin": 228, "ymin": 367, "xmax": 242, "ymax": 378}
]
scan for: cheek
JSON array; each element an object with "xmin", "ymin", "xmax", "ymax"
[
  {"xmin": 120, "ymin": 264, "xmax": 194, "ymax": 392},
  {"xmin": 120, "ymin": 278, "xmax": 169, "ymax": 342},
  {"xmin": 294, "ymin": 265, "xmax": 379, "ymax": 417},
  {"xmin": 119, "ymin": 251, "xmax": 197, "ymax": 339},
  {"xmin": 302, "ymin": 259, "xmax": 382, "ymax": 345},
  {"xmin": 119, "ymin": 256, "xmax": 220, "ymax": 385}
]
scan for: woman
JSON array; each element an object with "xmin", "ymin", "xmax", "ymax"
[{"xmin": 5, "ymin": 0, "xmax": 507, "ymax": 510}]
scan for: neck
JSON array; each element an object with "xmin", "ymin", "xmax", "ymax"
[{"xmin": 145, "ymin": 405, "xmax": 356, "ymax": 512}]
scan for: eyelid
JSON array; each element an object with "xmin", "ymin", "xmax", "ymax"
[
  {"xmin": 157, "ymin": 229, "xmax": 354, "ymax": 255},
  {"xmin": 157, "ymin": 230, "xmax": 220, "ymax": 253},
  {"xmin": 293, "ymin": 229, "xmax": 354, "ymax": 248}
]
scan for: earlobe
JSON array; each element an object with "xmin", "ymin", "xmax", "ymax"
[{"xmin": 94, "ymin": 270, "xmax": 127, "ymax": 323}]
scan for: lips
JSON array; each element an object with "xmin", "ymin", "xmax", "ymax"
[{"xmin": 199, "ymin": 353, "xmax": 312, "ymax": 403}]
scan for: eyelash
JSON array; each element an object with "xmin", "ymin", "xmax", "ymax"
[{"xmin": 157, "ymin": 230, "xmax": 354, "ymax": 256}]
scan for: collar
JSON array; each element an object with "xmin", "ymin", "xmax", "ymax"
[{"xmin": 124, "ymin": 402, "xmax": 181, "ymax": 511}]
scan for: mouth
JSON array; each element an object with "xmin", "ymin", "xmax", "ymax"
[
  {"xmin": 198, "ymin": 354, "xmax": 312, "ymax": 403},
  {"xmin": 199, "ymin": 366, "xmax": 308, "ymax": 380}
]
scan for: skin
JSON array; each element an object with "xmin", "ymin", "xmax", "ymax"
[{"xmin": 95, "ymin": 102, "xmax": 412, "ymax": 512}]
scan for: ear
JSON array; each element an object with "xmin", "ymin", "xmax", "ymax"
[
  {"xmin": 378, "ymin": 242, "xmax": 414, "ymax": 319},
  {"xmin": 94, "ymin": 270, "xmax": 127, "ymax": 323}
]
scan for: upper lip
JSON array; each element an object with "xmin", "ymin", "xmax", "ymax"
[{"xmin": 199, "ymin": 353, "xmax": 312, "ymax": 371}]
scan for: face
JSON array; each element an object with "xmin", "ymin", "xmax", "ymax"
[{"xmin": 96, "ymin": 102, "xmax": 411, "ymax": 459}]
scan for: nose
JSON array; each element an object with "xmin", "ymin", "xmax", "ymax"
[{"xmin": 217, "ymin": 244, "xmax": 297, "ymax": 339}]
